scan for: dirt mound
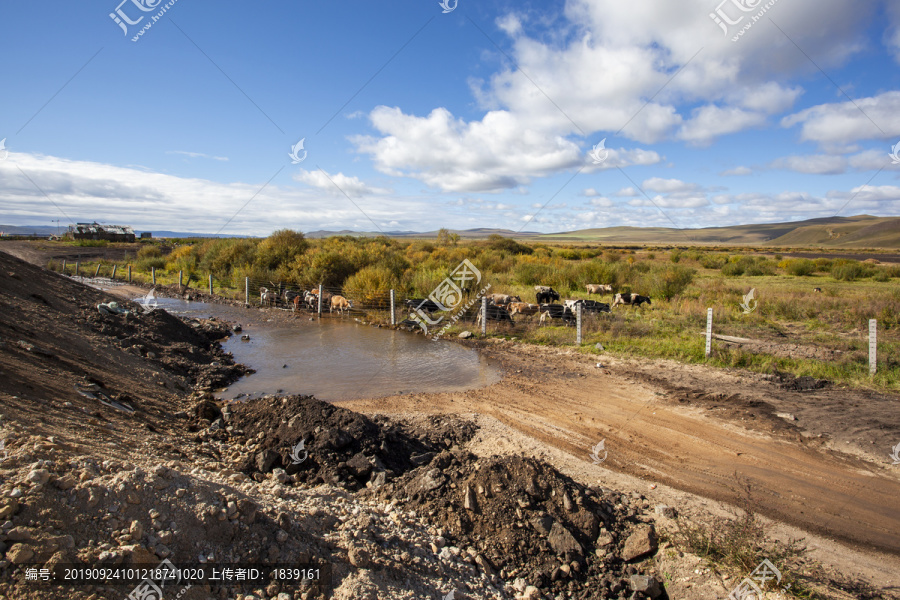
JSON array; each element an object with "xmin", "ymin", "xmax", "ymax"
[
  {"xmin": 764, "ymin": 370, "xmax": 830, "ymax": 391},
  {"xmin": 373, "ymin": 454, "xmax": 664, "ymax": 600},
  {"xmin": 223, "ymin": 396, "xmax": 476, "ymax": 492}
]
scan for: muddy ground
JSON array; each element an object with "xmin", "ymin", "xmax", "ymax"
[{"xmin": 1, "ymin": 248, "xmax": 899, "ymax": 599}]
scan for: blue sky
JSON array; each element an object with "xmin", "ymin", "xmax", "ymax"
[{"xmin": 2, "ymin": 0, "xmax": 900, "ymax": 236}]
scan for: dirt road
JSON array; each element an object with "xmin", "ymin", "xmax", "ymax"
[{"xmin": 342, "ymin": 340, "xmax": 900, "ymax": 556}]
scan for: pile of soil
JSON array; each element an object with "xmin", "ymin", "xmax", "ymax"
[
  {"xmin": 222, "ymin": 395, "xmax": 478, "ymax": 492},
  {"xmin": 373, "ymin": 454, "xmax": 664, "ymax": 600}
]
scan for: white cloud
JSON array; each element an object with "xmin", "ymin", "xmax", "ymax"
[
  {"xmin": 588, "ymin": 196, "xmax": 614, "ymax": 207},
  {"xmin": 293, "ymin": 169, "xmax": 389, "ymax": 196},
  {"xmin": 642, "ymin": 177, "xmax": 699, "ymax": 194},
  {"xmin": 166, "ymin": 151, "xmax": 228, "ymax": 161},
  {"xmin": 678, "ymin": 105, "xmax": 767, "ymax": 145},
  {"xmin": 720, "ymin": 166, "xmax": 752, "ymax": 176},
  {"xmin": 0, "ymin": 153, "xmax": 413, "ymax": 236},
  {"xmin": 770, "ymin": 154, "xmax": 848, "ymax": 175},
  {"xmin": 582, "ymin": 188, "xmax": 600, "ymax": 197},
  {"xmin": 613, "ymin": 186, "xmax": 639, "ymax": 197},
  {"xmin": 781, "ymin": 91, "xmax": 900, "ymax": 145}
]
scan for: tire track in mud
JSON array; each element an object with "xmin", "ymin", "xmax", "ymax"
[{"xmin": 345, "ymin": 343, "xmax": 900, "ymax": 555}]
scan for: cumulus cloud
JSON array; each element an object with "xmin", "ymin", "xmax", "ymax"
[
  {"xmin": 0, "ymin": 153, "xmax": 416, "ymax": 235},
  {"xmin": 642, "ymin": 177, "xmax": 700, "ymax": 194},
  {"xmin": 770, "ymin": 154, "xmax": 848, "ymax": 175},
  {"xmin": 781, "ymin": 91, "xmax": 900, "ymax": 145},
  {"xmin": 721, "ymin": 166, "xmax": 752, "ymax": 176},
  {"xmin": 293, "ymin": 169, "xmax": 389, "ymax": 196}
]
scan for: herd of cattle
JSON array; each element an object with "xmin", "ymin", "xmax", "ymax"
[
  {"xmin": 409, "ymin": 285, "xmax": 651, "ymax": 327},
  {"xmin": 258, "ymin": 282, "xmax": 650, "ymax": 327},
  {"xmin": 258, "ymin": 285, "xmax": 352, "ymax": 314}
]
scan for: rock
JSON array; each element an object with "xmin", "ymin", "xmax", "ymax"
[
  {"xmin": 523, "ymin": 585, "xmax": 541, "ymax": 599},
  {"xmin": 410, "ymin": 452, "xmax": 434, "ymax": 466},
  {"xmin": 0, "ymin": 500, "xmax": 19, "ymax": 519},
  {"xmin": 126, "ymin": 492, "xmax": 141, "ymax": 505},
  {"xmin": 475, "ymin": 554, "xmax": 494, "ymax": 575},
  {"xmin": 548, "ymin": 523, "xmax": 582, "ymax": 557},
  {"xmin": 654, "ymin": 504, "xmax": 677, "ymax": 519},
  {"xmin": 256, "ymin": 449, "xmax": 280, "ymax": 473},
  {"xmin": 406, "ymin": 468, "xmax": 446, "ymax": 496},
  {"xmin": 348, "ymin": 546, "xmax": 370, "ymax": 568},
  {"xmin": 463, "ymin": 485, "xmax": 477, "ymax": 512},
  {"xmin": 595, "ymin": 531, "xmax": 614, "ymax": 547},
  {"xmin": 369, "ymin": 471, "xmax": 387, "ymax": 489},
  {"xmin": 27, "ymin": 469, "xmax": 50, "ymax": 485},
  {"xmin": 272, "ymin": 469, "xmax": 289, "ymax": 484},
  {"xmin": 6, "ymin": 527, "xmax": 33, "ymax": 542},
  {"xmin": 531, "ymin": 515, "xmax": 554, "ymax": 536},
  {"xmin": 194, "ymin": 400, "xmax": 221, "ymax": 421},
  {"xmin": 129, "ymin": 521, "xmax": 144, "ymax": 540},
  {"xmin": 595, "ymin": 343, "xmax": 604, "ymax": 351},
  {"xmin": 629, "ymin": 574, "xmax": 662, "ymax": 598},
  {"xmin": 346, "ymin": 453, "xmax": 373, "ymax": 479},
  {"xmin": 275, "ymin": 530, "xmax": 289, "ymax": 543},
  {"xmin": 319, "ymin": 428, "xmax": 352, "ymax": 450},
  {"xmin": 6, "ymin": 543, "xmax": 33, "ymax": 564},
  {"xmin": 622, "ymin": 524, "xmax": 657, "ymax": 562},
  {"xmin": 54, "ymin": 475, "xmax": 76, "ymax": 491},
  {"xmin": 458, "ymin": 331, "xmax": 474, "ymax": 339}
]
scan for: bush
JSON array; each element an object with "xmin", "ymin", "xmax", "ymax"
[
  {"xmin": 784, "ymin": 259, "xmax": 816, "ymax": 277},
  {"xmin": 486, "ymin": 234, "xmax": 532, "ymax": 255},
  {"xmin": 670, "ymin": 249, "xmax": 682, "ymax": 263},
  {"xmin": 831, "ymin": 259, "xmax": 866, "ymax": 281},
  {"xmin": 254, "ymin": 229, "xmax": 309, "ymax": 272},
  {"xmin": 639, "ymin": 265, "xmax": 695, "ymax": 300},
  {"xmin": 72, "ymin": 239, "xmax": 108, "ymax": 247},
  {"xmin": 721, "ymin": 261, "xmax": 745, "ymax": 276},
  {"xmin": 700, "ymin": 254, "xmax": 727, "ymax": 269}
]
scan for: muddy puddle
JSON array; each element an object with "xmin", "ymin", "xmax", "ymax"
[{"xmin": 84, "ymin": 280, "xmax": 501, "ymax": 401}]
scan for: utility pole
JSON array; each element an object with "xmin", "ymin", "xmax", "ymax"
[{"xmin": 52, "ymin": 219, "xmax": 61, "ymax": 236}]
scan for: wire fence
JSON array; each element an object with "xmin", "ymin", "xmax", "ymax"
[{"xmin": 44, "ymin": 259, "xmax": 887, "ymax": 374}]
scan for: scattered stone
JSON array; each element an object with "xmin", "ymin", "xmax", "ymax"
[
  {"xmin": 622, "ymin": 524, "xmax": 657, "ymax": 562},
  {"xmin": 629, "ymin": 574, "xmax": 662, "ymax": 598},
  {"xmin": 548, "ymin": 522, "xmax": 582, "ymax": 557},
  {"xmin": 27, "ymin": 469, "xmax": 50, "ymax": 485},
  {"xmin": 348, "ymin": 546, "xmax": 371, "ymax": 569},
  {"xmin": 458, "ymin": 331, "xmax": 474, "ymax": 339},
  {"xmin": 6, "ymin": 544, "xmax": 34, "ymax": 564},
  {"xmin": 463, "ymin": 485, "xmax": 477, "ymax": 512},
  {"xmin": 654, "ymin": 504, "xmax": 677, "ymax": 519}
]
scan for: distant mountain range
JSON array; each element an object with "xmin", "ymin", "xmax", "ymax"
[{"xmin": 2, "ymin": 215, "xmax": 899, "ymax": 247}]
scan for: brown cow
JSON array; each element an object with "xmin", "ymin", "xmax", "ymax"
[
  {"xmin": 507, "ymin": 302, "xmax": 540, "ymax": 317},
  {"xmin": 330, "ymin": 295, "xmax": 351, "ymax": 315},
  {"xmin": 487, "ymin": 293, "xmax": 521, "ymax": 305},
  {"xmin": 586, "ymin": 284, "xmax": 613, "ymax": 295}
]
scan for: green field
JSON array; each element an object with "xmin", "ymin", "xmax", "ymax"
[{"xmin": 49, "ymin": 230, "xmax": 900, "ymax": 392}]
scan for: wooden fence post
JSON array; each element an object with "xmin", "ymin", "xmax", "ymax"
[
  {"xmin": 245, "ymin": 277, "xmax": 249, "ymax": 305},
  {"xmin": 390, "ymin": 289, "xmax": 396, "ymax": 326},
  {"xmin": 128, "ymin": 265, "xmax": 132, "ymax": 282},
  {"xmin": 178, "ymin": 270, "xmax": 183, "ymax": 291},
  {"xmin": 317, "ymin": 285, "xmax": 323, "ymax": 316},
  {"xmin": 869, "ymin": 319, "xmax": 877, "ymax": 375},
  {"xmin": 576, "ymin": 303, "xmax": 583, "ymax": 344},
  {"xmin": 481, "ymin": 296, "xmax": 487, "ymax": 336},
  {"xmin": 151, "ymin": 267, "xmax": 156, "ymax": 285},
  {"xmin": 62, "ymin": 259, "xmax": 67, "ymax": 274},
  {"xmin": 112, "ymin": 265, "xmax": 117, "ymax": 279},
  {"xmin": 94, "ymin": 264, "xmax": 102, "ymax": 277},
  {"xmin": 705, "ymin": 308, "xmax": 713, "ymax": 357},
  {"xmin": 75, "ymin": 262, "xmax": 80, "ymax": 277},
  {"xmin": 209, "ymin": 274, "xmax": 213, "ymax": 295}
]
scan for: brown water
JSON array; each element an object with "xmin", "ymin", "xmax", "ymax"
[{"xmin": 135, "ymin": 296, "xmax": 501, "ymax": 401}]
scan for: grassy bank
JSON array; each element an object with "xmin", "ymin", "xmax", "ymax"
[{"xmin": 43, "ymin": 231, "xmax": 900, "ymax": 392}]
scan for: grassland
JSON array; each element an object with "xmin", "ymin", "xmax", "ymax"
[{"xmin": 44, "ymin": 229, "xmax": 900, "ymax": 392}]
